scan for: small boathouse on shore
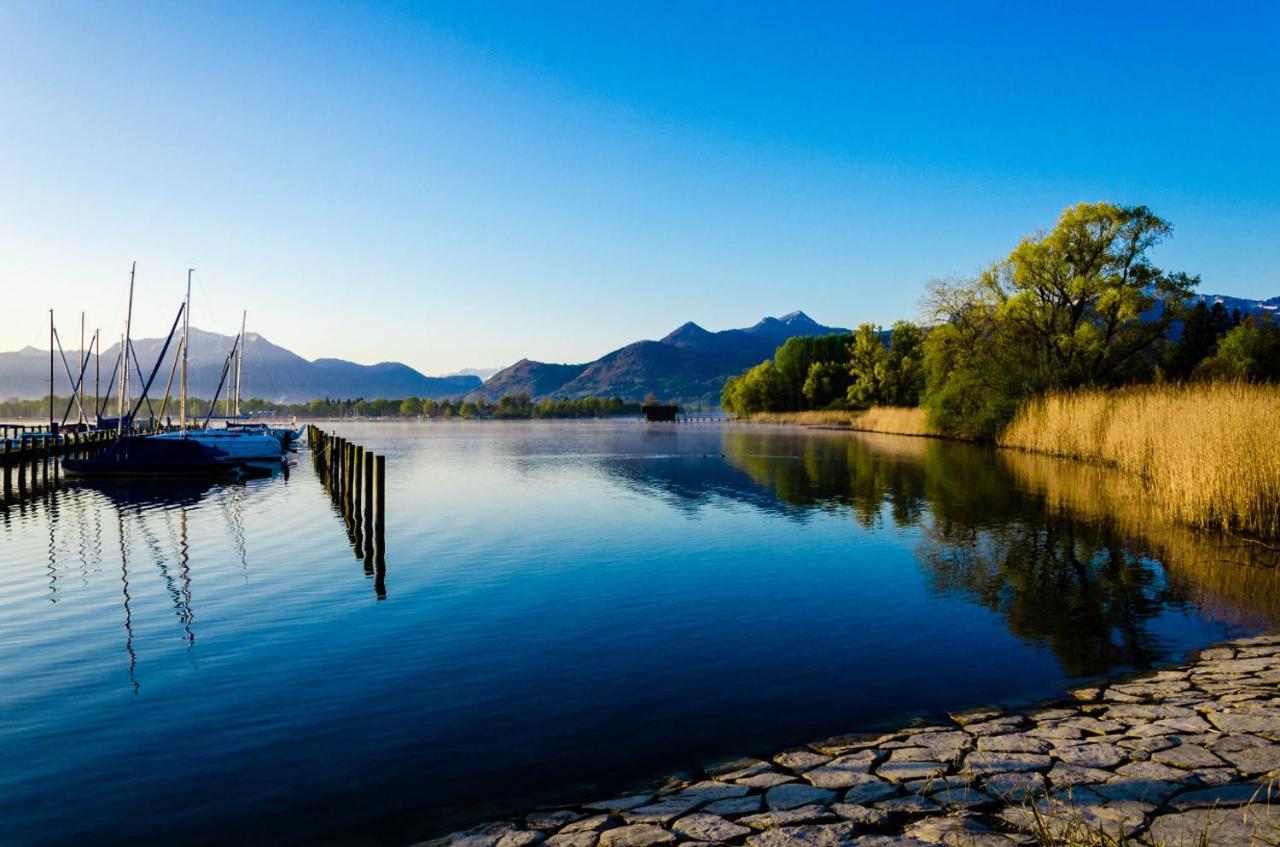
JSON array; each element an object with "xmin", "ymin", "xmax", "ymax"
[{"xmin": 642, "ymin": 404, "xmax": 678, "ymax": 422}]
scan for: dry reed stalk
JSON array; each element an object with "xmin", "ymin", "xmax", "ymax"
[{"xmin": 1000, "ymin": 382, "xmax": 1280, "ymax": 538}]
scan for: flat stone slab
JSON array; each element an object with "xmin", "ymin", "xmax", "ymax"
[
  {"xmin": 559, "ymin": 816, "xmax": 612, "ymax": 835},
  {"xmin": 498, "ymin": 833, "xmax": 545, "ymax": 847},
  {"xmin": 671, "ymin": 814, "xmax": 751, "ymax": 842},
  {"xmin": 1169, "ymin": 781, "xmax": 1277, "ymax": 809},
  {"xmin": 1213, "ymin": 742, "xmax": 1280, "ymax": 775},
  {"xmin": 841, "ymin": 777, "xmax": 899, "ymax": 805},
  {"xmin": 774, "ymin": 750, "xmax": 831, "ymax": 773},
  {"xmin": 904, "ymin": 816, "xmax": 1011, "ymax": 847},
  {"xmin": 1046, "ymin": 761, "xmax": 1113, "ymax": 787},
  {"xmin": 746, "ymin": 823, "xmax": 859, "ymax": 847},
  {"xmin": 674, "ymin": 781, "xmax": 752, "ymax": 803},
  {"xmin": 926, "ymin": 785, "xmax": 991, "ymax": 809},
  {"xmin": 982, "ymin": 771, "xmax": 1047, "ymax": 801},
  {"xmin": 584, "ymin": 795, "xmax": 653, "ymax": 812},
  {"xmin": 621, "ymin": 799, "xmax": 704, "ymax": 825},
  {"xmin": 1150, "ymin": 743, "xmax": 1227, "ymax": 770},
  {"xmin": 546, "ymin": 833, "xmax": 598, "ymax": 847},
  {"xmin": 737, "ymin": 772, "xmax": 801, "ymax": 789},
  {"xmin": 975, "ymin": 734, "xmax": 1050, "ymax": 754},
  {"xmin": 739, "ymin": 805, "xmax": 834, "ymax": 830},
  {"xmin": 1148, "ymin": 805, "xmax": 1280, "ymax": 847},
  {"xmin": 599, "ymin": 825, "xmax": 676, "ymax": 847},
  {"xmin": 829, "ymin": 804, "xmax": 886, "ymax": 826},
  {"xmin": 1000, "ymin": 798, "xmax": 1148, "ymax": 839},
  {"xmin": 961, "ymin": 752, "xmax": 1051, "ymax": 774},
  {"xmin": 804, "ymin": 757, "xmax": 879, "ymax": 788},
  {"xmin": 704, "ymin": 795, "xmax": 763, "ymax": 815},
  {"xmin": 876, "ymin": 761, "xmax": 949, "ymax": 782},
  {"xmin": 526, "ymin": 812, "xmax": 583, "ymax": 833},
  {"xmin": 765, "ymin": 784, "xmax": 839, "ymax": 811}
]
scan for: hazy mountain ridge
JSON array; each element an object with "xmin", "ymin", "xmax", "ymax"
[
  {"xmin": 471, "ymin": 312, "xmax": 850, "ymax": 404},
  {"xmin": 0, "ymin": 327, "xmax": 480, "ymax": 402}
]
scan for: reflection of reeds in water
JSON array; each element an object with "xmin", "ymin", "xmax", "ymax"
[
  {"xmin": 1000, "ymin": 449, "xmax": 1280, "ymax": 628},
  {"xmin": 1000, "ymin": 382, "xmax": 1280, "ymax": 539},
  {"xmin": 720, "ymin": 427, "xmax": 1280, "ymax": 657}
]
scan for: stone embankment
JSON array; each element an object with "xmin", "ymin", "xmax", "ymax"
[{"xmin": 420, "ymin": 635, "xmax": 1280, "ymax": 847}]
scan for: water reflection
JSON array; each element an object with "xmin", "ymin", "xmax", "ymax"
[
  {"xmin": 13, "ymin": 476, "xmax": 266, "ymax": 692},
  {"xmin": 601, "ymin": 427, "xmax": 1280, "ymax": 678}
]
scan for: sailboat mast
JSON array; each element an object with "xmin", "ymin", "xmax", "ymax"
[
  {"xmin": 117, "ymin": 332, "xmax": 125, "ymax": 433},
  {"xmin": 235, "ymin": 310, "xmax": 246, "ymax": 418},
  {"xmin": 80, "ymin": 312, "xmax": 85, "ymax": 426},
  {"xmin": 48, "ymin": 310, "xmax": 54, "ymax": 428},
  {"xmin": 94, "ymin": 329, "xmax": 100, "ymax": 423},
  {"xmin": 120, "ymin": 262, "xmax": 135, "ymax": 436},
  {"xmin": 181, "ymin": 269, "xmax": 192, "ymax": 435}
]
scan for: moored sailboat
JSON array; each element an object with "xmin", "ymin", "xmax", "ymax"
[{"xmin": 150, "ymin": 273, "xmax": 284, "ymax": 466}]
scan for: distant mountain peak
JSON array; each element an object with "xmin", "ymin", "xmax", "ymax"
[
  {"xmin": 0, "ymin": 327, "xmax": 479, "ymax": 401},
  {"xmin": 474, "ymin": 311, "xmax": 850, "ymax": 404},
  {"xmin": 660, "ymin": 321, "xmax": 713, "ymax": 345}
]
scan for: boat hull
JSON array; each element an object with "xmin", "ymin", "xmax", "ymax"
[
  {"xmin": 153, "ymin": 430, "xmax": 284, "ymax": 461},
  {"xmin": 61, "ymin": 436, "xmax": 241, "ymax": 479}
]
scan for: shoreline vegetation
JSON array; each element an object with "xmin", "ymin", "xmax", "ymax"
[
  {"xmin": 722, "ymin": 201, "xmax": 1280, "ymax": 541},
  {"xmin": 742, "ymin": 382, "xmax": 1280, "ymax": 542},
  {"xmin": 1, "ymin": 393, "xmax": 643, "ymax": 421}
]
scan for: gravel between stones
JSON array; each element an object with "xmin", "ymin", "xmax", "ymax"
[{"xmin": 416, "ymin": 635, "xmax": 1280, "ymax": 847}]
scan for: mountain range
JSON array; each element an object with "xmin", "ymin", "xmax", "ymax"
[
  {"xmin": 470, "ymin": 311, "xmax": 849, "ymax": 405},
  {"xmin": 3, "ymin": 293, "xmax": 1274, "ymax": 406},
  {"xmin": 0, "ymin": 327, "xmax": 480, "ymax": 403}
]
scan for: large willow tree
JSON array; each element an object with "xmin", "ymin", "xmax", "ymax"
[{"xmin": 924, "ymin": 202, "xmax": 1197, "ymax": 438}]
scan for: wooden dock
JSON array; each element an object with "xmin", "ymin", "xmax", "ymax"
[{"xmin": 1, "ymin": 427, "xmax": 121, "ymax": 510}]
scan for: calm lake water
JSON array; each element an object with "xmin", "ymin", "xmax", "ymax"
[{"xmin": 2, "ymin": 421, "xmax": 1277, "ymax": 846}]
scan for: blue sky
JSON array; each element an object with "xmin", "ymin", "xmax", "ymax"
[{"xmin": 2, "ymin": 2, "xmax": 1277, "ymax": 374}]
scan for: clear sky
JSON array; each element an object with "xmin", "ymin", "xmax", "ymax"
[{"xmin": 2, "ymin": 2, "xmax": 1278, "ymax": 374}]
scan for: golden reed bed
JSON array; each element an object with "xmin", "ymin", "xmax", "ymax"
[
  {"xmin": 748, "ymin": 407, "xmax": 935, "ymax": 436},
  {"xmin": 1000, "ymin": 382, "xmax": 1280, "ymax": 539}
]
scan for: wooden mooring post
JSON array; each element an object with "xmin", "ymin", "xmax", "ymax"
[{"xmin": 307, "ymin": 426, "xmax": 388, "ymax": 596}]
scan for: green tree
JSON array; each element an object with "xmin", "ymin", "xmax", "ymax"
[
  {"xmin": 775, "ymin": 333, "xmax": 852, "ymax": 411},
  {"xmin": 399, "ymin": 396, "xmax": 420, "ymax": 416},
  {"xmin": 802, "ymin": 360, "xmax": 849, "ymax": 408},
  {"xmin": 881, "ymin": 320, "xmax": 926, "ymax": 406},
  {"xmin": 1195, "ymin": 317, "xmax": 1280, "ymax": 381},
  {"xmin": 1160, "ymin": 301, "xmax": 1234, "ymax": 381},
  {"xmin": 846, "ymin": 324, "xmax": 886, "ymax": 408},
  {"xmin": 923, "ymin": 202, "xmax": 1197, "ymax": 438},
  {"xmin": 721, "ymin": 360, "xmax": 789, "ymax": 416}
]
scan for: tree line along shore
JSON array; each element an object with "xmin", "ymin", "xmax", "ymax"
[
  {"xmin": 0, "ymin": 393, "xmax": 643, "ymax": 422},
  {"xmin": 721, "ymin": 202, "xmax": 1280, "ymax": 541}
]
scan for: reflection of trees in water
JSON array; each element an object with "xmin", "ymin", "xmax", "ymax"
[
  {"xmin": 919, "ymin": 512, "xmax": 1171, "ymax": 677},
  {"xmin": 711, "ymin": 428, "xmax": 1280, "ymax": 676}
]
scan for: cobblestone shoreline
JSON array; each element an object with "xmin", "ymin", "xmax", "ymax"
[{"xmin": 418, "ymin": 635, "xmax": 1280, "ymax": 847}]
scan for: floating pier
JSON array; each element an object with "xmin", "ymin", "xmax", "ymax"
[{"xmin": 306, "ymin": 425, "xmax": 387, "ymax": 598}]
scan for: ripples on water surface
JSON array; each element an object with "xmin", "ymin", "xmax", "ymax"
[{"xmin": 2, "ymin": 421, "xmax": 1277, "ymax": 846}]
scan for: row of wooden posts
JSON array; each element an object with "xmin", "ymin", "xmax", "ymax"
[
  {"xmin": 307, "ymin": 425, "xmax": 387, "ymax": 596},
  {"xmin": 1, "ymin": 428, "xmax": 119, "ymax": 510}
]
